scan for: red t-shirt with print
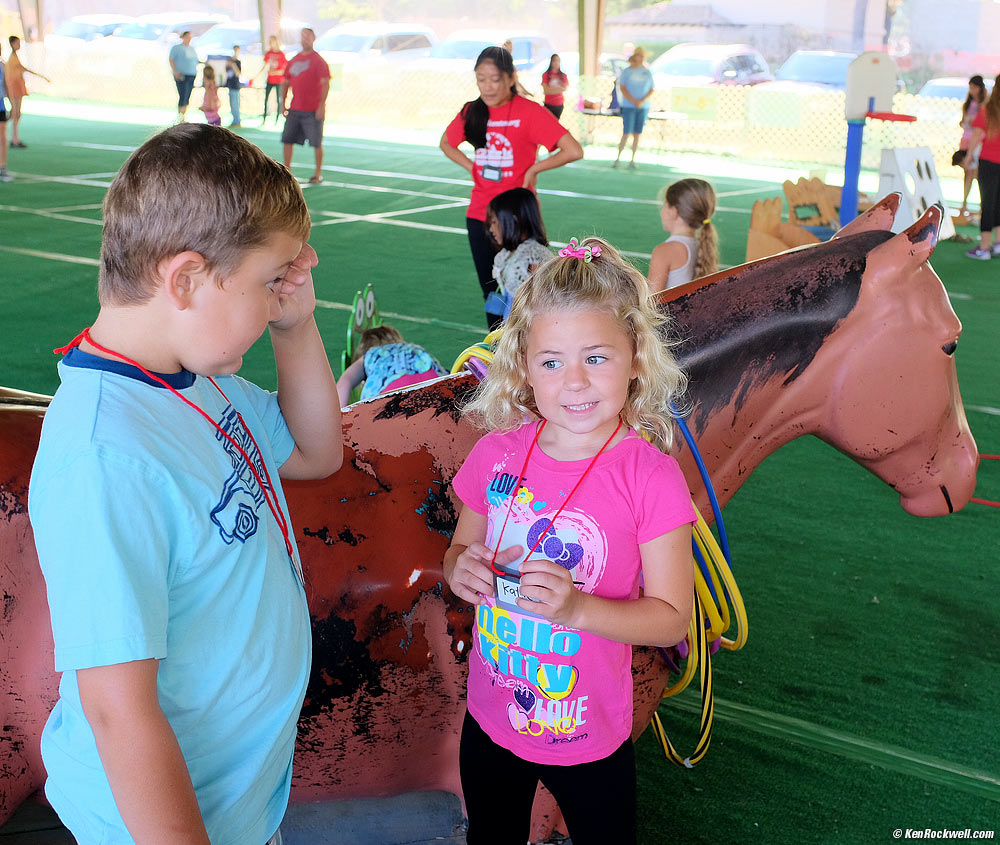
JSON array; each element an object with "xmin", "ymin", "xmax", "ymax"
[
  {"xmin": 284, "ymin": 50, "xmax": 330, "ymax": 113},
  {"xmin": 542, "ymin": 70, "xmax": 569, "ymax": 106},
  {"xmin": 264, "ymin": 50, "xmax": 288, "ymax": 85},
  {"xmin": 972, "ymin": 109, "xmax": 1000, "ymax": 164},
  {"xmin": 445, "ymin": 95, "xmax": 568, "ymax": 221}
]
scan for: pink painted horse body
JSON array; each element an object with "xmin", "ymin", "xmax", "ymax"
[{"xmin": 0, "ymin": 198, "xmax": 977, "ymax": 836}]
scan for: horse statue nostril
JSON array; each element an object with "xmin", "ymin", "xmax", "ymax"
[{"xmin": 942, "ymin": 341, "xmax": 958, "ymax": 356}]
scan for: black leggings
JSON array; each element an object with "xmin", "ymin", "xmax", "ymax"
[
  {"xmin": 544, "ymin": 103, "xmax": 564, "ymax": 120},
  {"xmin": 459, "ymin": 711, "xmax": 637, "ymax": 845},
  {"xmin": 979, "ymin": 158, "xmax": 1000, "ymax": 233},
  {"xmin": 263, "ymin": 82, "xmax": 281, "ymax": 119},
  {"xmin": 466, "ymin": 217, "xmax": 501, "ymax": 331}
]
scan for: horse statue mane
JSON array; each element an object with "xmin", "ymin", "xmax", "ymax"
[{"xmin": 0, "ymin": 196, "xmax": 977, "ymax": 839}]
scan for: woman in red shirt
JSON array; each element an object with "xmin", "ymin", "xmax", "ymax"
[
  {"xmin": 440, "ymin": 46, "xmax": 582, "ymax": 329},
  {"xmin": 253, "ymin": 35, "xmax": 288, "ymax": 124},
  {"xmin": 541, "ymin": 54, "xmax": 569, "ymax": 120},
  {"xmin": 966, "ymin": 75, "xmax": 1000, "ymax": 260}
]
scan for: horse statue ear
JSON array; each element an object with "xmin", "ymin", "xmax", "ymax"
[
  {"xmin": 862, "ymin": 203, "xmax": 942, "ymax": 292},
  {"xmin": 832, "ymin": 192, "xmax": 901, "ymax": 239}
]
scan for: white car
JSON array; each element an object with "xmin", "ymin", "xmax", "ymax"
[
  {"xmin": 82, "ymin": 12, "xmax": 229, "ymax": 82},
  {"xmin": 47, "ymin": 14, "xmax": 134, "ymax": 45},
  {"xmin": 315, "ymin": 22, "xmax": 437, "ymax": 69},
  {"xmin": 421, "ymin": 29, "xmax": 554, "ymax": 73}
]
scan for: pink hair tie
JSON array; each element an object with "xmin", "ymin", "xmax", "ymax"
[{"xmin": 558, "ymin": 237, "xmax": 601, "ymax": 263}]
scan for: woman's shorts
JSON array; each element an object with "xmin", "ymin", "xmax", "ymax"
[
  {"xmin": 621, "ymin": 107, "xmax": 649, "ymax": 135},
  {"xmin": 175, "ymin": 75, "xmax": 196, "ymax": 108},
  {"xmin": 0, "ymin": 109, "xmax": 7, "ymax": 123},
  {"xmin": 281, "ymin": 109, "xmax": 324, "ymax": 147}
]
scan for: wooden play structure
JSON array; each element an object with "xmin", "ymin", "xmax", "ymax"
[{"xmin": 746, "ymin": 178, "xmax": 874, "ymax": 262}]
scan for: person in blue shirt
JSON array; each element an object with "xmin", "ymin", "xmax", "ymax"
[
  {"xmin": 29, "ymin": 124, "xmax": 343, "ymax": 845},
  {"xmin": 614, "ymin": 47, "xmax": 655, "ymax": 169},
  {"xmin": 168, "ymin": 30, "xmax": 200, "ymax": 122}
]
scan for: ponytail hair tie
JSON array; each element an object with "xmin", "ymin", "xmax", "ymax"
[
  {"xmin": 702, "ymin": 218, "xmax": 712, "ymax": 226},
  {"xmin": 558, "ymin": 237, "xmax": 602, "ymax": 263}
]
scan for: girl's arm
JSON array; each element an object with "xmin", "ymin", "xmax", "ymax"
[
  {"xmin": 647, "ymin": 241, "xmax": 687, "ymax": 294},
  {"xmin": 444, "ymin": 505, "xmax": 524, "ymax": 605},
  {"xmin": 517, "ymin": 523, "xmax": 694, "ymax": 647},
  {"xmin": 336, "ymin": 357, "xmax": 366, "ymax": 407},
  {"xmin": 439, "ymin": 132, "xmax": 475, "ymax": 176},
  {"xmin": 78, "ymin": 659, "xmax": 211, "ymax": 844},
  {"xmin": 522, "ymin": 131, "xmax": 583, "ymax": 189}
]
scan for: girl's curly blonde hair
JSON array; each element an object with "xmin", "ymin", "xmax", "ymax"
[{"xmin": 463, "ymin": 237, "xmax": 688, "ymax": 451}]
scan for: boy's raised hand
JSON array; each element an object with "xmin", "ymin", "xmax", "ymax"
[{"xmin": 270, "ymin": 243, "xmax": 319, "ymax": 332}]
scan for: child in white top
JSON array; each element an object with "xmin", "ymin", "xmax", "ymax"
[
  {"xmin": 444, "ymin": 236, "xmax": 696, "ymax": 844},
  {"xmin": 485, "ymin": 187, "xmax": 554, "ymax": 321},
  {"xmin": 648, "ymin": 178, "xmax": 719, "ymax": 294}
]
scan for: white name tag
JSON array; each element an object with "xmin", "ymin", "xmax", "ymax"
[
  {"xmin": 494, "ymin": 570, "xmax": 545, "ymax": 620},
  {"xmin": 481, "ymin": 165, "xmax": 503, "ymax": 182}
]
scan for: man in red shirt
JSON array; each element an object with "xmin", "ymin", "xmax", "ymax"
[{"xmin": 280, "ymin": 27, "xmax": 331, "ymax": 184}]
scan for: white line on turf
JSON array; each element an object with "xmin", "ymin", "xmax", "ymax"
[
  {"xmin": 967, "ymin": 404, "xmax": 1000, "ymax": 416},
  {"xmin": 0, "ymin": 204, "xmax": 103, "ymax": 226},
  {"xmin": 0, "ymin": 244, "xmax": 100, "ymax": 266}
]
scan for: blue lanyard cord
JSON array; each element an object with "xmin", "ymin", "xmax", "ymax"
[{"xmin": 669, "ymin": 402, "xmax": 731, "ymax": 567}]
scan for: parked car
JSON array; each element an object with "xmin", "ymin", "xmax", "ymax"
[
  {"xmin": 315, "ymin": 22, "xmax": 437, "ymax": 68},
  {"xmin": 423, "ymin": 29, "xmax": 554, "ymax": 72},
  {"xmin": 194, "ymin": 18, "xmax": 308, "ymax": 63},
  {"xmin": 649, "ymin": 43, "xmax": 772, "ymax": 88},
  {"xmin": 104, "ymin": 12, "xmax": 228, "ymax": 48},
  {"xmin": 767, "ymin": 50, "xmax": 858, "ymax": 91},
  {"xmin": 47, "ymin": 14, "xmax": 133, "ymax": 44},
  {"xmin": 918, "ymin": 76, "xmax": 994, "ymax": 100},
  {"xmin": 83, "ymin": 12, "xmax": 229, "ymax": 84}
]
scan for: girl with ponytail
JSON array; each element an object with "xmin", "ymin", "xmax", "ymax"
[{"xmin": 647, "ymin": 178, "xmax": 719, "ymax": 293}]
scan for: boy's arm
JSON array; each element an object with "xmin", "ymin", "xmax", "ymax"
[
  {"xmin": 270, "ymin": 244, "xmax": 344, "ymax": 480},
  {"xmin": 78, "ymin": 659, "xmax": 211, "ymax": 845}
]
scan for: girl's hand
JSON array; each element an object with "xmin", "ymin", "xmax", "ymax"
[
  {"xmin": 516, "ymin": 559, "xmax": 583, "ymax": 627},
  {"xmin": 447, "ymin": 543, "xmax": 524, "ymax": 605},
  {"xmin": 270, "ymin": 243, "xmax": 318, "ymax": 332},
  {"xmin": 522, "ymin": 166, "xmax": 538, "ymax": 190}
]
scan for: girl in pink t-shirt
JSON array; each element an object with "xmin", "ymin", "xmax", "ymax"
[{"xmin": 444, "ymin": 237, "xmax": 696, "ymax": 844}]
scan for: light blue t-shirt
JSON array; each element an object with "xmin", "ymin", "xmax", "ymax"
[
  {"xmin": 361, "ymin": 342, "xmax": 446, "ymax": 400},
  {"xmin": 29, "ymin": 349, "xmax": 311, "ymax": 845},
  {"xmin": 169, "ymin": 42, "xmax": 199, "ymax": 77},
  {"xmin": 618, "ymin": 65, "xmax": 654, "ymax": 108}
]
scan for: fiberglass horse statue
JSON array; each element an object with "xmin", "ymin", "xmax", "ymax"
[{"xmin": 0, "ymin": 196, "xmax": 977, "ymax": 838}]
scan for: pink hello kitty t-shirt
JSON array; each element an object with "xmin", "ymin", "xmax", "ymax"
[{"xmin": 452, "ymin": 422, "xmax": 696, "ymax": 765}]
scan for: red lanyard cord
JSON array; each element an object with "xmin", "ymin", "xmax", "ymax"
[
  {"xmin": 489, "ymin": 417, "xmax": 624, "ymax": 576},
  {"xmin": 55, "ymin": 329, "xmax": 297, "ymax": 565}
]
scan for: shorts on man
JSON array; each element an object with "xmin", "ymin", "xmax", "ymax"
[
  {"xmin": 281, "ymin": 110, "xmax": 323, "ymax": 148},
  {"xmin": 175, "ymin": 75, "xmax": 196, "ymax": 108},
  {"xmin": 0, "ymin": 109, "xmax": 7, "ymax": 123}
]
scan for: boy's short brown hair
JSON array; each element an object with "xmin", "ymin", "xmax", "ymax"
[{"xmin": 99, "ymin": 124, "xmax": 311, "ymax": 305}]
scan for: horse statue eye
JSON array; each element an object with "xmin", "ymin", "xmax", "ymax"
[{"xmin": 941, "ymin": 341, "xmax": 958, "ymax": 356}]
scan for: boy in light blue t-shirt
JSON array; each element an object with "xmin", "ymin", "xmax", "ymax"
[{"xmin": 29, "ymin": 124, "xmax": 343, "ymax": 845}]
